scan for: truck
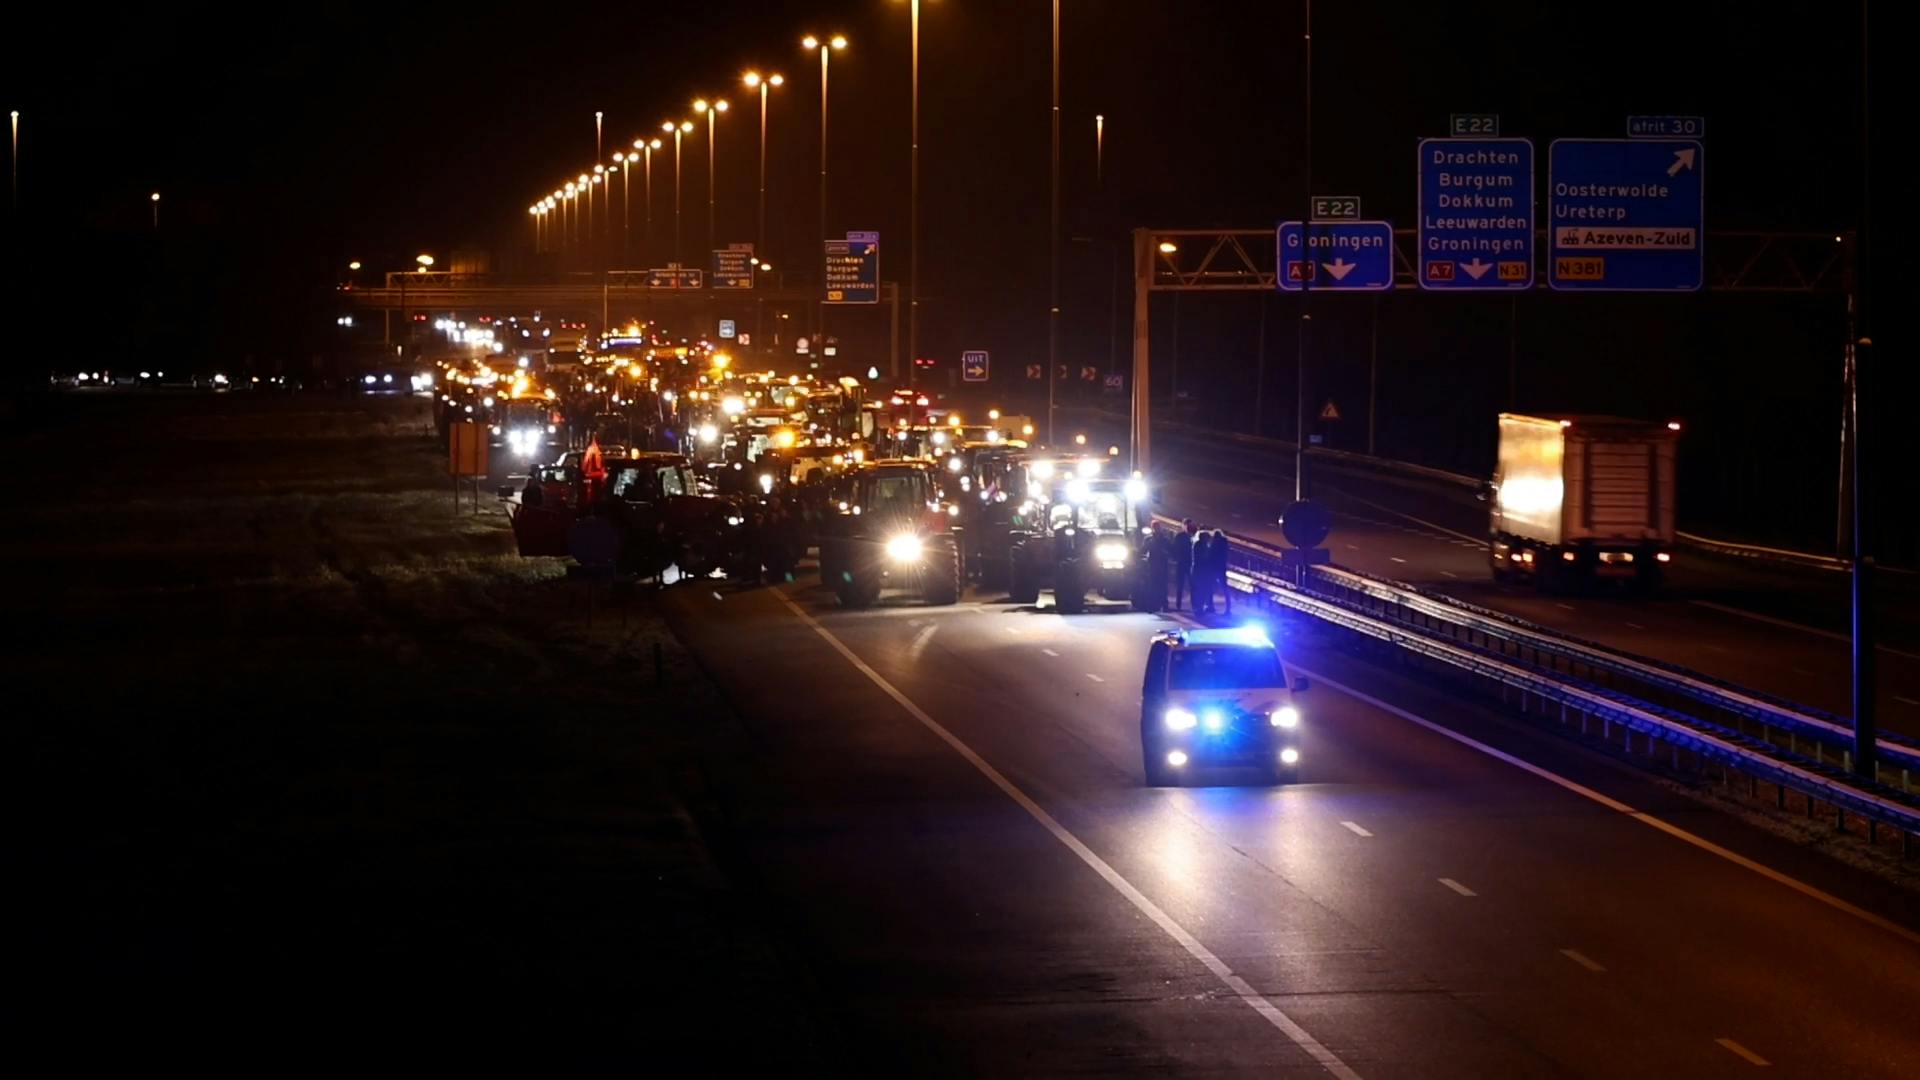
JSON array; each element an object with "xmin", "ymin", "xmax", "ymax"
[{"xmin": 1488, "ymin": 413, "xmax": 1677, "ymax": 589}]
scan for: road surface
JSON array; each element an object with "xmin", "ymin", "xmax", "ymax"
[{"xmin": 666, "ymin": 576, "xmax": 1920, "ymax": 1076}]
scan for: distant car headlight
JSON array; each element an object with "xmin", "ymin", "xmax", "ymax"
[
  {"xmin": 1270, "ymin": 706, "xmax": 1300, "ymax": 729},
  {"xmin": 885, "ymin": 534, "xmax": 924, "ymax": 563},
  {"xmin": 1095, "ymin": 541, "xmax": 1129, "ymax": 565},
  {"xmin": 947, "ymin": 456, "xmax": 965, "ymax": 473},
  {"xmin": 1164, "ymin": 707, "xmax": 1197, "ymax": 731}
]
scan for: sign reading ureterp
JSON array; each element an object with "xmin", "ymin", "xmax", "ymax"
[
  {"xmin": 1417, "ymin": 138, "xmax": 1534, "ymax": 289},
  {"xmin": 1548, "ymin": 139, "xmax": 1704, "ymax": 291}
]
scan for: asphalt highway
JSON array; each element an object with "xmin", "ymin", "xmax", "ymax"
[
  {"xmin": 667, "ymin": 576, "xmax": 1920, "ymax": 1077},
  {"xmin": 1131, "ymin": 427, "xmax": 1920, "ymax": 731}
]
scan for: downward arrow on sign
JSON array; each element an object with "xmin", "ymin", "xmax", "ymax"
[
  {"xmin": 1461, "ymin": 258, "xmax": 1493, "ymax": 280},
  {"xmin": 1323, "ymin": 258, "xmax": 1356, "ymax": 281},
  {"xmin": 1667, "ymin": 147, "xmax": 1696, "ymax": 177}
]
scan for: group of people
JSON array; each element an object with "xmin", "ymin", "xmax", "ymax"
[{"xmin": 1168, "ymin": 519, "xmax": 1232, "ymax": 616}]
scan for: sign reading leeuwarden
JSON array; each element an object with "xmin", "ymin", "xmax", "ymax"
[{"xmin": 1417, "ymin": 137, "xmax": 1534, "ymax": 289}]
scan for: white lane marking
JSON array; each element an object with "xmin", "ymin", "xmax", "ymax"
[
  {"xmin": 775, "ymin": 592, "xmax": 1364, "ymax": 1080},
  {"xmin": 1689, "ymin": 600, "xmax": 1920, "ymax": 661},
  {"xmin": 1295, "ymin": 667, "xmax": 1920, "ymax": 949},
  {"xmin": 1715, "ymin": 1038, "xmax": 1770, "ymax": 1067},
  {"xmin": 1389, "ymin": 557, "xmax": 1408, "ymax": 564},
  {"xmin": 1791, "ymin": 667, "xmax": 1813, "ymax": 677},
  {"xmin": 1555, "ymin": 603, "xmax": 1576, "ymax": 611},
  {"xmin": 1440, "ymin": 570, "xmax": 1459, "ymax": 579},
  {"xmin": 1345, "ymin": 544, "xmax": 1360, "ymax": 551},
  {"xmin": 1042, "ymin": 647, "xmax": 1060, "ymax": 657},
  {"xmin": 1895, "ymin": 696, "xmax": 1920, "ymax": 708},
  {"xmin": 1331, "ymin": 489, "xmax": 1486, "ymax": 545},
  {"xmin": 907, "ymin": 622, "xmax": 939, "ymax": 662},
  {"xmin": 1558, "ymin": 949, "xmax": 1605, "ymax": 972},
  {"xmin": 1339, "ymin": 821, "xmax": 1373, "ymax": 838},
  {"xmin": 1086, "ymin": 672, "xmax": 1105, "ymax": 683},
  {"xmin": 1439, "ymin": 878, "xmax": 1477, "ymax": 897},
  {"xmin": 1625, "ymin": 621, "xmax": 1646, "ymax": 630}
]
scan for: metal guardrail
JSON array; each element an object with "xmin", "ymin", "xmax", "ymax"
[
  {"xmin": 1151, "ymin": 514, "xmax": 1920, "ymax": 844},
  {"xmin": 1307, "ymin": 561, "xmax": 1920, "ymax": 775}
]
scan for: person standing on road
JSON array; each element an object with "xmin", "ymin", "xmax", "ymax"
[
  {"xmin": 1208, "ymin": 528, "xmax": 1232, "ymax": 617},
  {"xmin": 1191, "ymin": 531, "xmax": 1214, "ymax": 615},
  {"xmin": 1172, "ymin": 519, "xmax": 1197, "ymax": 611}
]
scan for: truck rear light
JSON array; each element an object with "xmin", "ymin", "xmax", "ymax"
[{"xmin": 1656, "ymin": 552, "xmax": 1672, "ymax": 563}]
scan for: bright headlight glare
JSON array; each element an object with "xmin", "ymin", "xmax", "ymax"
[
  {"xmin": 1125, "ymin": 478, "xmax": 1148, "ymax": 503},
  {"xmin": 1280, "ymin": 747, "xmax": 1300, "ymax": 765},
  {"xmin": 1065, "ymin": 478, "xmax": 1091, "ymax": 504},
  {"xmin": 1270, "ymin": 706, "xmax": 1300, "ymax": 728},
  {"xmin": 1163, "ymin": 707, "xmax": 1197, "ymax": 731},
  {"xmin": 1030, "ymin": 460, "xmax": 1055, "ymax": 481},
  {"xmin": 1095, "ymin": 542, "xmax": 1129, "ymax": 564},
  {"xmin": 885, "ymin": 534, "xmax": 924, "ymax": 563},
  {"xmin": 947, "ymin": 455, "xmax": 965, "ymax": 473}
]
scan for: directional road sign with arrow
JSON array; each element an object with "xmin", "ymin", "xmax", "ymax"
[
  {"xmin": 1276, "ymin": 220, "xmax": 1394, "ymax": 291},
  {"xmin": 1548, "ymin": 138, "xmax": 1704, "ymax": 291},
  {"xmin": 1417, "ymin": 136, "xmax": 1535, "ymax": 290}
]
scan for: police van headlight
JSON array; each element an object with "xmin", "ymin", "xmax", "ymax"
[
  {"xmin": 1163, "ymin": 707, "xmax": 1197, "ymax": 731},
  {"xmin": 885, "ymin": 534, "xmax": 924, "ymax": 563},
  {"xmin": 1095, "ymin": 541, "xmax": 1130, "ymax": 567},
  {"xmin": 1270, "ymin": 706, "xmax": 1300, "ymax": 729}
]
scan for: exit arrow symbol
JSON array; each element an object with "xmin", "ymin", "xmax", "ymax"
[
  {"xmin": 1461, "ymin": 258, "xmax": 1493, "ymax": 280},
  {"xmin": 1667, "ymin": 147, "xmax": 1696, "ymax": 177},
  {"xmin": 1323, "ymin": 258, "xmax": 1356, "ymax": 281}
]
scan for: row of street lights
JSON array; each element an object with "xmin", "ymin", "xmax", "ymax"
[{"xmin": 527, "ymin": 32, "xmax": 850, "ymax": 286}]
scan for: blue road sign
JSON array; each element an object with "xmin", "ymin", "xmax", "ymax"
[
  {"xmin": 712, "ymin": 247, "xmax": 755, "ymax": 289},
  {"xmin": 1417, "ymin": 137, "xmax": 1534, "ymax": 290},
  {"xmin": 960, "ymin": 350, "xmax": 989, "ymax": 382},
  {"xmin": 1548, "ymin": 139, "xmax": 1703, "ymax": 291},
  {"xmin": 1276, "ymin": 220, "xmax": 1394, "ymax": 291},
  {"xmin": 1627, "ymin": 115, "xmax": 1705, "ymax": 139},
  {"xmin": 647, "ymin": 266, "xmax": 703, "ymax": 289},
  {"xmin": 824, "ymin": 231, "xmax": 879, "ymax": 304}
]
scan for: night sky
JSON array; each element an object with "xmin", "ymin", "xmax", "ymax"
[{"xmin": 3, "ymin": 2, "xmax": 1894, "ymax": 554}]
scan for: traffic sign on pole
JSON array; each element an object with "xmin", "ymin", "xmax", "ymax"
[
  {"xmin": 1627, "ymin": 115, "xmax": 1705, "ymax": 139},
  {"xmin": 1417, "ymin": 137, "xmax": 1534, "ymax": 289},
  {"xmin": 824, "ymin": 231, "xmax": 879, "ymax": 304},
  {"xmin": 961, "ymin": 350, "xmax": 989, "ymax": 382},
  {"xmin": 1276, "ymin": 220, "xmax": 1394, "ymax": 291},
  {"xmin": 1548, "ymin": 138, "xmax": 1704, "ymax": 291},
  {"xmin": 647, "ymin": 265, "xmax": 703, "ymax": 289}
]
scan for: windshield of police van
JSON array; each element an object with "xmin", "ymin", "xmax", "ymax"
[{"xmin": 1168, "ymin": 647, "xmax": 1283, "ymax": 690}]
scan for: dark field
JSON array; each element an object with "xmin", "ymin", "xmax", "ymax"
[{"xmin": 6, "ymin": 391, "xmax": 810, "ymax": 1073}]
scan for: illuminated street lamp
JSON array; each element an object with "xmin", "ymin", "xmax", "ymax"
[
  {"xmin": 744, "ymin": 72, "xmax": 784, "ymax": 259},
  {"xmin": 802, "ymin": 34, "xmax": 848, "ymax": 283},
  {"xmin": 149, "ymin": 190, "xmax": 160, "ymax": 230},
  {"xmin": 694, "ymin": 98, "xmax": 729, "ymax": 256},
  {"xmin": 613, "ymin": 151, "xmax": 631, "ymax": 265},
  {"xmin": 415, "ymin": 253, "xmax": 435, "ymax": 273},
  {"xmin": 665, "ymin": 120, "xmax": 693, "ymax": 262},
  {"xmin": 635, "ymin": 137, "xmax": 662, "ymax": 267},
  {"xmin": 1158, "ymin": 240, "xmax": 1178, "ymax": 255}
]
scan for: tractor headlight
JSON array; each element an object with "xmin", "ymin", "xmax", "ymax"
[
  {"xmin": 1125, "ymin": 477, "xmax": 1148, "ymax": 503},
  {"xmin": 1270, "ymin": 706, "xmax": 1300, "ymax": 729},
  {"xmin": 1095, "ymin": 541, "xmax": 1129, "ymax": 567},
  {"xmin": 1163, "ymin": 707, "xmax": 1197, "ymax": 731},
  {"xmin": 885, "ymin": 534, "xmax": 925, "ymax": 563}
]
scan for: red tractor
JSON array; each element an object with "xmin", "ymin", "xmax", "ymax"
[{"xmin": 816, "ymin": 461, "xmax": 964, "ymax": 608}]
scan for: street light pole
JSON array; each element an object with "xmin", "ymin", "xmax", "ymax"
[
  {"xmin": 667, "ymin": 122, "xmax": 690, "ymax": 264},
  {"xmin": 639, "ymin": 138, "xmax": 660, "ymax": 268},
  {"xmin": 909, "ymin": 0, "xmax": 922, "ymax": 385},
  {"xmin": 1047, "ymin": 0, "xmax": 1059, "ymax": 443},
  {"xmin": 745, "ymin": 73, "xmax": 783, "ymax": 261},
  {"xmin": 150, "ymin": 191, "xmax": 160, "ymax": 230},
  {"xmin": 9, "ymin": 110, "xmax": 17, "ymax": 213},
  {"xmin": 595, "ymin": 110, "xmax": 603, "ymax": 161},
  {"xmin": 615, "ymin": 152, "xmax": 630, "ymax": 267},
  {"xmin": 693, "ymin": 99, "xmax": 728, "ymax": 258},
  {"xmin": 804, "ymin": 35, "xmax": 846, "ymax": 346},
  {"xmin": 1294, "ymin": 0, "xmax": 1313, "ymax": 503}
]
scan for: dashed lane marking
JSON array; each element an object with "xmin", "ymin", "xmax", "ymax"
[
  {"xmin": 774, "ymin": 591, "xmax": 1365, "ymax": 1080},
  {"xmin": 1558, "ymin": 949, "xmax": 1605, "ymax": 972},
  {"xmin": 1714, "ymin": 1038, "xmax": 1770, "ymax": 1067},
  {"xmin": 1339, "ymin": 821, "xmax": 1373, "ymax": 838}
]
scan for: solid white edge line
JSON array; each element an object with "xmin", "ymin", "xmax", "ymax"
[
  {"xmin": 1438, "ymin": 878, "xmax": 1477, "ymax": 897},
  {"xmin": 1296, "ymin": 665, "xmax": 1920, "ymax": 949},
  {"xmin": 1689, "ymin": 600, "xmax": 1920, "ymax": 661},
  {"xmin": 773, "ymin": 591, "xmax": 1364, "ymax": 1080},
  {"xmin": 1558, "ymin": 948, "xmax": 1605, "ymax": 973},
  {"xmin": 1339, "ymin": 821, "xmax": 1373, "ymax": 838},
  {"xmin": 1086, "ymin": 673, "xmax": 1105, "ymax": 683},
  {"xmin": 1714, "ymin": 1037, "xmax": 1770, "ymax": 1066}
]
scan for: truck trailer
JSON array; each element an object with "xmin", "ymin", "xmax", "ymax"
[{"xmin": 1489, "ymin": 413, "xmax": 1677, "ymax": 589}]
